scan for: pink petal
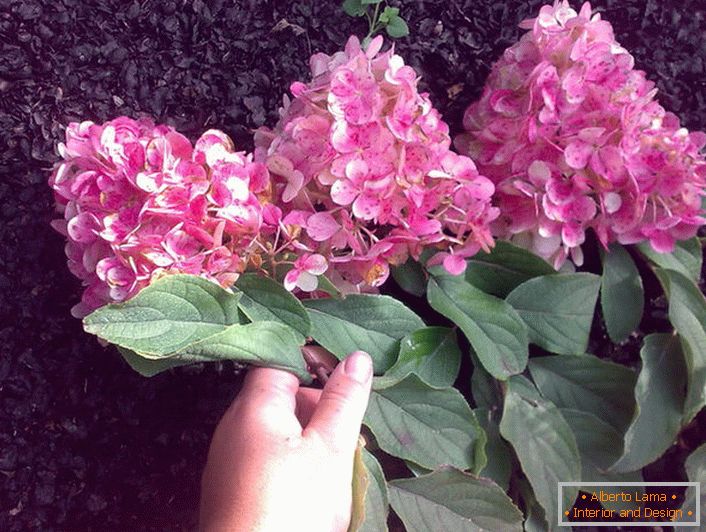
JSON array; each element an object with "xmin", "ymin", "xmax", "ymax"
[
  {"xmin": 331, "ymin": 179, "xmax": 358, "ymax": 206},
  {"xmin": 564, "ymin": 140, "xmax": 593, "ymax": 169},
  {"xmin": 307, "ymin": 212, "xmax": 341, "ymax": 242},
  {"xmin": 302, "ymin": 253, "xmax": 328, "ymax": 276},
  {"xmin": 352, "ymin": 193, "xmax": 381, "ymax": 220},
  {"xmin": 443, "ymin": 254, "xmax": 467, "ymax": 275}
]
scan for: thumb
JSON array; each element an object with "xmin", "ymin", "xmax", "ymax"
[{"xmin": 304, "ymin": 351, "xmax": 373, "ymax": 455}]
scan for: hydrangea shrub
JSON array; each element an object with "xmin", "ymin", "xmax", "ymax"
[
  {"xmin": 255, "ymin": 35, "xmax": 498, "ymax": 292},
  {"xmin": 50, "ymin": 118, "xmax": 269, "ymax": 316},
  {"xmin": 48, "ymin": 3, "xmax": 706, "ymax": 531},
  {"xmin": 456, "ymin": 0, "xmax": 706, "ymax": 268}
]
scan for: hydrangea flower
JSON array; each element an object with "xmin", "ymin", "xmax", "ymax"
[
  {"xmin": 456, "ymin": 1, "xmax": 706, "ymax": 268},
  {"xmin": 255, "ymin": 36, "xmax": 498, "ymax": 293},
  {"xmin": 50, "ymin": 117, "xmax": 270, "ymax": 317}
]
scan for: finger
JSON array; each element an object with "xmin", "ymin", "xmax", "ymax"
[
  {"xmin": 237, "ymin": 366, "xmax": 300, "ymax": 415},
  {"xmin": 304, "ymin": 351, "xmax": 372, "ymax": 455},
  {"xmin": 295, "ymin": 387, "xmax": 322, "ymax": 426}
]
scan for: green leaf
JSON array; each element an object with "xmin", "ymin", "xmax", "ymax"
[
  {"xmin": 600, "ymin": 244, "xmax": 644, "ymax": 343},
  {"xmin": 359, "ymin": 448, "xmax": 389, "ymax": 532},
  {"xmin": 391, "ymin": 258, "xmax": 426, "ymax": 297},
  {"xmin": 470, "ymin": 361, "xmax": 502, "ymax": 410},
  {"xmin": 675, "ymin": 443, "xmax": 706, "ymax": 532},
  {"xmin": 173, "ymin": 321, "xmax": 310, "ymax": 381},
  {"xmin": 465, "ymin": 241, "xmax": 555, "ymax": 298},
  {"xmin": 384, "ymin": 327, "xmax": 461, "ymax": 387},
  {"xmin": 561, "ymin": 407, "xmax": 645, "ymax": 513},
  {"xmin": 84, "ymin": 274, "xmax": 241, "ymax": 356},
  {"xmin": 342, "ymin": 0, "xmax": 366, "ymax": 17},
  {"xmin": 427, "ymin": 270, "xmax": 528, "ymax": 380},
  {"xmin": 349, "ymin": 440, "xmax": 368, "ymax": 532},
  {"xmin": 474, "ymin": 408, "xmax": 512, "ymax": 491},
  {"xmin": 506, "ymin": 273, "xmax": 600, "ymax": 355},
  {"xmin": 385, "ymin": 14, "xmax": 409, "ymax": 38},
  {"xmin": 305, "ymin": 294, "xmax": 424, "ymax": 374},
  {"xmin": 361, "ymin": 0, "xmax": 382, "ymax": 4},
  {"xmin": 388, "ymin": 467, "xmax": 524, "ymax": 532},
  {"xmin": 365, "ymin": 374, "xmax": 486, "ymax": 471},
  {"xmin": 378, "ymin": 5, "xmax": 399, "ymax": 23},
  {"xmin": 528, "ymin": 355, "xmax": 637, "ymax": 432},
  {"xmin": 654, "ymin": 269, "xmax": 706, "ymax": 423},
  {"xmin": 611, "ymin": 334, "xmax": 687, "ymax": 473},
  {"xmin": 499, "ymin": 376, "xmax": 580, "ymax": 527},
  {"xmin": 117, "ymin": 347, "xmax": 193, "ymax": 377},
  {"xmin": 235, "ymin": 273, "xmax": 311, "ymax": 339},
  {"xmin": 637, "ymin": 238, "xmax": 703, "ymax": 283}
]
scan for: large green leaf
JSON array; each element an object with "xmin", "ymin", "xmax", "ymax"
[
  {"xmin": 499, "ymin": 377, "xmax": 580, "ymax": 527},
  {"xmin": 171, "ymin": 321, "xmax": 310, "ymax": 381},
  {"xmin": 391, "ymin": 258, "xmax": 426, "ymax": 297},
  {"xmin": 675, "ymin": 443, "xmax": 706, "ymax": 532},
  {"xmin": 638, "ymin": 238, "xmax": 703, "ymax": 283},
  {"xmin": 364, "ymin": 374, "xmax": 486, "ymax": 471},
  {"xmin": 84, "ymin": 274, "xmax": 241, "ymax": 356},
  {"xmin": 383, "ymin": 327, "xmax": 461, "ymax": 387},
  {"xmin": 506, "ymin": 273, "xmax": 600, "ymax": 355},
  {"xmin": 117, "ymin": 347, "xmax": 193, "ymax": 377},
  {"xmin": 305, "ymin": 295, "xmax": 424, "ymax": 374},
  {"xmin": 427, "ymin": 270, "xmax": 528, "ymax": 380},
  {"xmin": 654, "ymin": 269, "xmax": 706, "ymax": 423},
  {"xmin": 235, "ymin": 273, "xmax": 311, "ymax": 339},
  {"xmin": 560, "ymin": 407, "xmax": 644, "ymax": 512},
  {"xmin": 359, "ymin": 448, "xmax": 389, "ymax": 532},
  {"xmin": 528, "ymin": 356, "xmax": 637, "ymax": 432},
  {"xmin": 470, "ymin": 361, "xmax": 502, "ymax": 410},
  {"xmin": 611, "ymin": 334, "xmax": 687, "ymax": 473},
  {"xmin": 388, "ymin": 467, "xmax": 523, "ymax": 532},
  {"xmin": 464, "ymin": 241, "xmax": 555, "ymax": 297},
  {"xmin": 600, "ymin": 245, "xmax": 644, "ymax": 343},
  {"xmin": 474, "ymin": 408, "xmax": 512, "ymax": 491}
]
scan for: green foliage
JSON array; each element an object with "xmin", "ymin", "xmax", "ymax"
[
  {"xmin": 235, "ymin": 273, "xmax": 311, "ymax": 340},
  {"xmin": 499, "ymin": 377, "xmax": 581, "ymax": 528},
  {"xmin": 341, "ymin": 0, "xmax": 409, "ymax": 43},
  {"xmin": 359, "ymin": 448, "xmax": 390, "ymax": 532},
  {"xmin": 365, "ymin": 374, "xmax": 486, "ymax": 471},
  {"xmin": 600, "ymin": 244, "xmax": 644, "ymax": 343},
  {"xmin": 506, "ymin": 273, "xmax": 600, "ymax": 355},
  {"xmin": 638, "ymin": 237, "xmax": 702, "ymax": 282},
  {"xmin": 304, "ymin": 294, "xmax": 424, "ymax": 374},
  {"xmin": 464, "ymin": 240, "xmax": 555, "ymax": 297},
  {"xmin": 427, "ymin": 268, "xmax": 528, "ymax": 380},
  {"xmin": 388, "ymin": 467, "xmax": 523, "ymax": 532},
  {"xmin": 654, "ymin": 268, "xmax": 706, "ymax": 423},
  {"xmin": 382, "ymin": 327, "xmax": 461, "ymax": 387},
  {"xmin": 675, "ymin": 443, "xmax": 706, "ymax": 532},
  {"xmin": 611, "ymin": 334, "xmax": 686, "ymax": 472},
  {"xmin": 87, "ymin": 233, "xmax": 706, "ymax": 531}
]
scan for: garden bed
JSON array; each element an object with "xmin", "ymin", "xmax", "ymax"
[{"xmin": 1, "ymin": 0, "xmax": 705, "ymax": 530}]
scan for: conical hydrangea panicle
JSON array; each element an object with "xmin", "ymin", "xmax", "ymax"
[
  {"xmin": 255, "ymin": 36, "xmax": 499, "ymax": 293},
  {"xmin": 455, "ymin": 0, "xmax": 706, "ymax": 268},
  {"xmin": 50, "ymin": 117, "xmax": 270, "ymax": 317}
]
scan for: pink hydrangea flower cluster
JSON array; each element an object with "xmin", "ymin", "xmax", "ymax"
[
  {"xmin": 456, "ymin": 1, "xmax": 706, "ymax": 268},
  {"xmin": 255, "ymin": 35, "xmax": 498, "ymax": 292},
  {"xmin": 50, "ymin": 117, "xmax": 270, "ymax": 317}
]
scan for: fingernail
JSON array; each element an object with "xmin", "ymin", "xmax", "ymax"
[{"xmin": 344, "ymin": 351, "xmax": 372, "ymax": 383}]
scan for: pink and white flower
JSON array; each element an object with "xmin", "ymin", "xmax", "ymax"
[{"xmin": 456, "ymin": 0, "xmax": 706, "ymax": 268}]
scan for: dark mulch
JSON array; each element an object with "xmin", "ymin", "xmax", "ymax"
[{"xmin": 1, "ymin": 0, "xmax": 704, "ymax": 530}]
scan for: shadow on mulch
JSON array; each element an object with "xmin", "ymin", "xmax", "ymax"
[{"xmin": 1, "ymin": 0, "xmax": 705, "ymax": 530}]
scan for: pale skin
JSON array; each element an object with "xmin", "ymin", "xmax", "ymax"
[{"xmin": 200, "ymin": 350, "xmax": 373, "ymax": 532}]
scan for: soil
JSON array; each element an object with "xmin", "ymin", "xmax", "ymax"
[{"xmin": 1, "ymin": 0, "xmax": 705, "ymax": 530}]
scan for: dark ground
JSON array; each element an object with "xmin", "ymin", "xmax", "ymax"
[{"xmin": 1, "ymin": 0, "xmax": 705, "ymax": 530}]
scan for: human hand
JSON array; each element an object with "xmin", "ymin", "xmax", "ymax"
[{"xmin": 199, "ymin": 350, "xmax": 373, "ymax": 532}]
